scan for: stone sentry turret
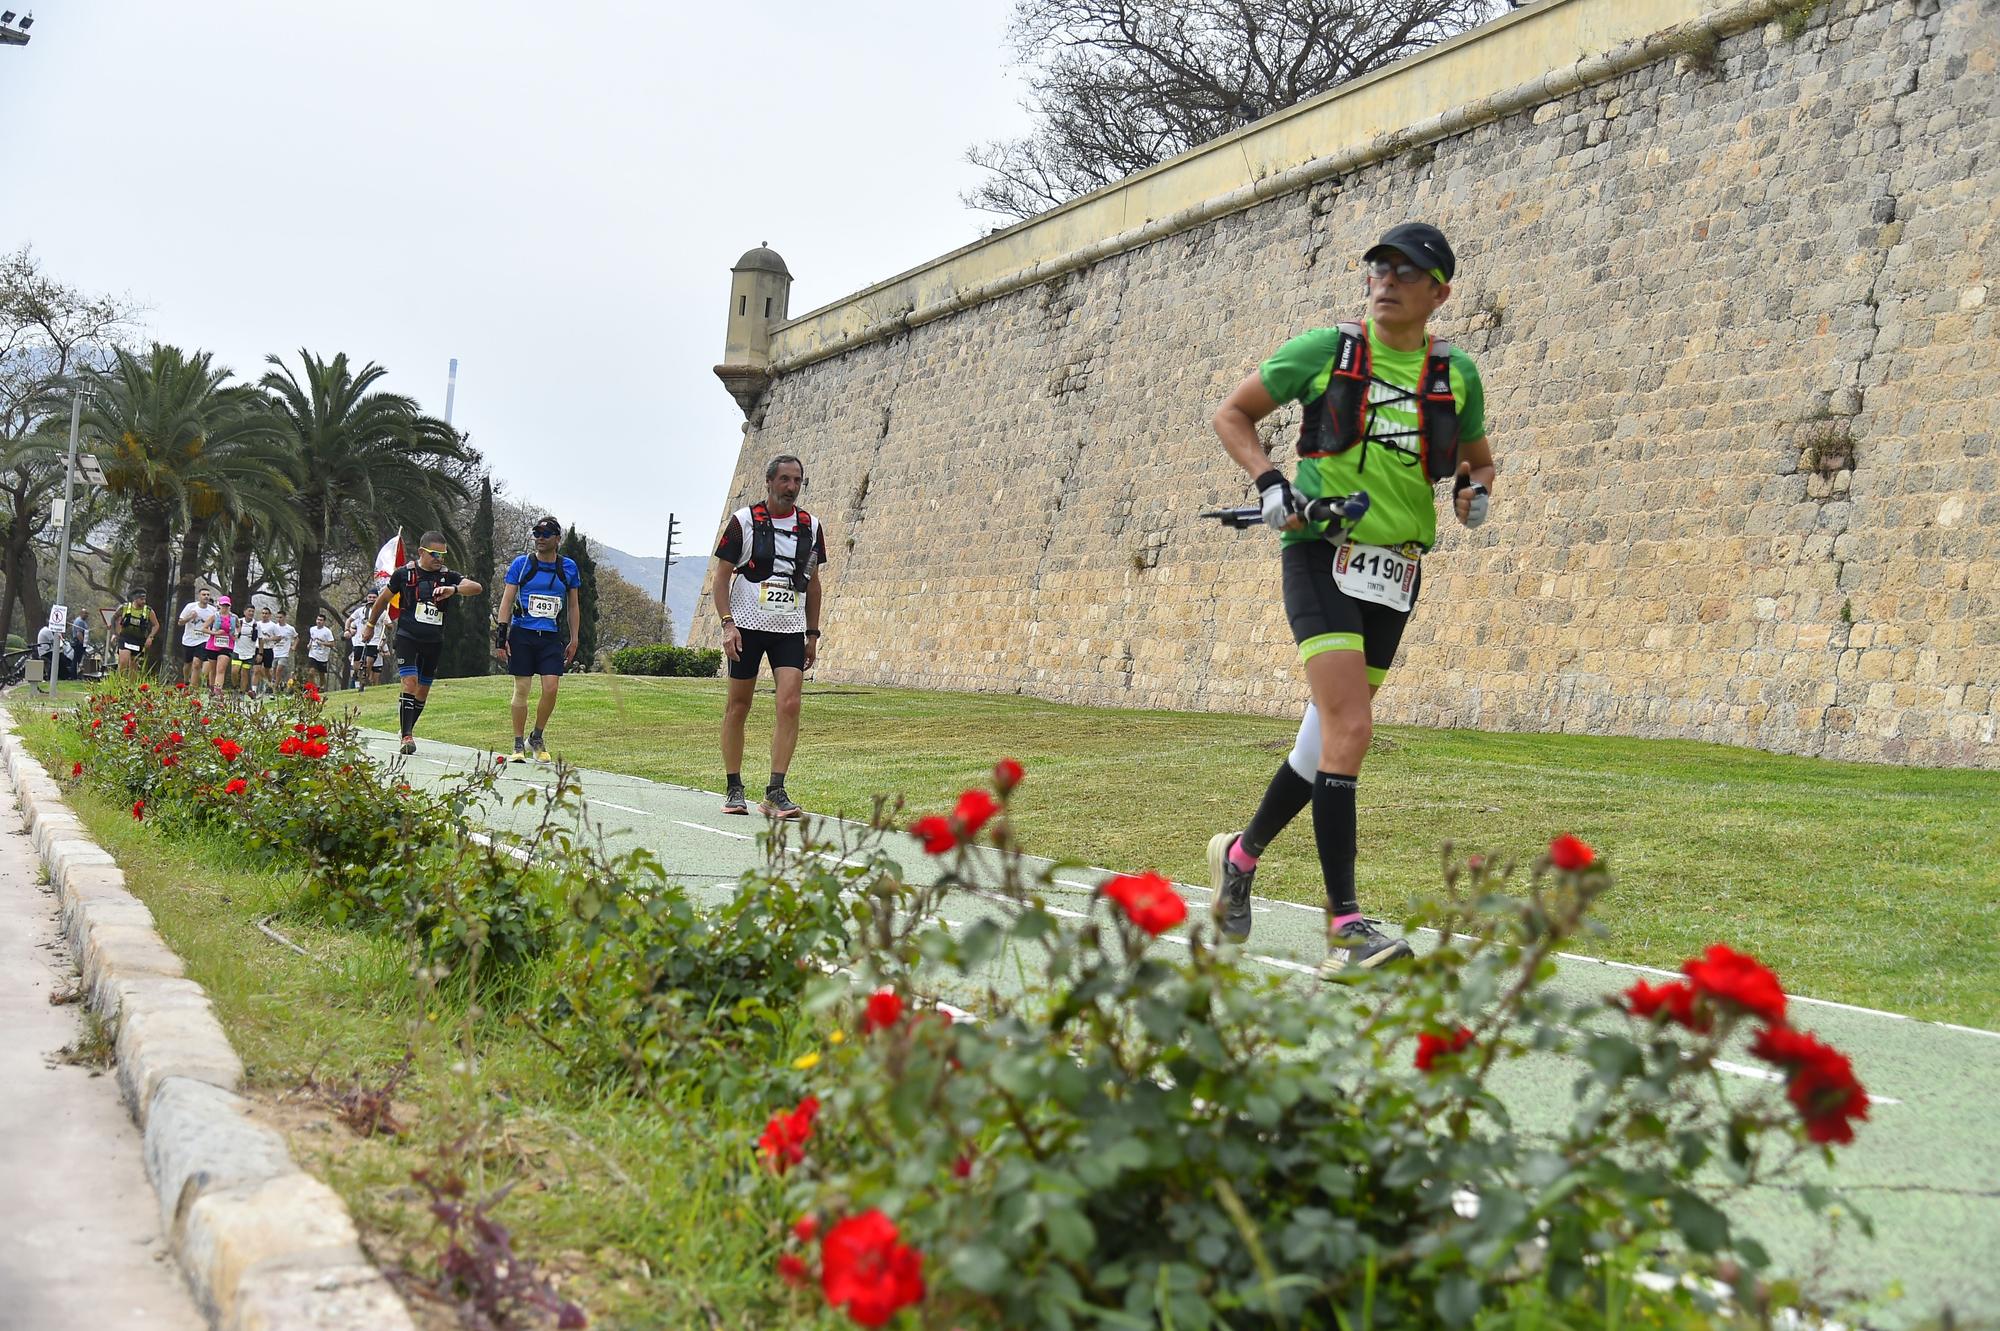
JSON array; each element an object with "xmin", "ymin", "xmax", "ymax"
[{"xmin": 714, "ymin": 243, "xmax": 792, "ymax": 426}]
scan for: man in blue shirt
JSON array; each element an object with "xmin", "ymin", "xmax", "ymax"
[{"xmin": 491, "ymin": 515, "xmax": 580, "ymax": 762}]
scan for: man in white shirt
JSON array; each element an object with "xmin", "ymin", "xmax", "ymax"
[
  {"xmin": 345, "ymin": 601, "xmax": 377, "ymax": 691},
  {"xmin": 267, "ymin": 610, "xmax": 299, "ymax": 688},
  {"xmin": 304, "ymin": 611, "xmax": 337, "ymax": 687},
  {"xmin": 177, "ymin": 588, "xmax": 220, "ymax": 687},
  {"xmin": 231, "ymin": 606, "xmax": 261, "ymax": 693}
]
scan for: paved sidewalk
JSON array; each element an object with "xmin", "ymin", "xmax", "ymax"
[{"xmin": 0, "ymin": 787, "xmax": 201, "ymax": 1331}]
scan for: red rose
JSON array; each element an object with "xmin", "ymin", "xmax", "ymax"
[
  {"xmin": 121, "ymin": 721, "xmax": 137, "ymax": 737},
  {"xmin": 279, "ymin": 736, "xmax": 302, "ymax": 756},
  {"xmin": 793, "ymin": 1215, "xmax": 820, "ymax": 1244},
  {"xmin": 70, "ymin": 761, "xmax": 82, "ymax": 777},
  {"xmin": 820, "ymin": 1210, "xmax": 925, "ymax": 1329},
  {"xmin": 777, "ymin": 1253, "xmax": 810, "ymax": 1288},
  {"xmin": 302, "ymin": 740, "xmax": 330, "ymax": 759},
  {"xmin": 1623, "ymin": 979, "xmax": 1710, "ymax": 1032},
  {"xmin": 952, "ymin": 787, "xmax": 998, "ymax": 837},
  {"xmin": 161, "ymin": 754, "xmax": 177, "ymax": 768},
  {"xmin": 1548, "ymin": 834, "xmax": 1597, "ymax": 870},
  {"xmin": 292, "ymin": 723, "xmax": 305, "ymax": 733},
  {"xmin": 994, "ymin": 757, "xmax": 1024, "ymax": 794},
  {"xmin": 757, "ymin": 1095, "xmax": 820, "ymax": 1173},
  {"xmin": 224, "ymin": 777, "xmax": 249, "ymax": 796},
  {"xmin": 1683, "ymin": 944, "xmax": 1786, "ymax": 1025},
  {"xmin": 306, "ymin": 724, "xmax": 329, "ymax": 739},
  {"xmin": 199, "ymin": 717, "xmax": 212, "ymax": 726},
  {"xmin": 1099, "ymin": 871, "xmax": 1186, "ymax": 935},
  {"xmin": 92, "ymin": 719, "xmax": 103, "ymax": 730},
  {"xmin": 131, "ymin": 800, "xmax": 144, "ymax": 819},
  {"xmin": 167, "ymin": 730, "xmax": 183, "ymax": 744},
  {"xmin": 951, "ymin": 1152, "xmax": 974, "ymax": 1179},
  {"xmin": 1751, "ymin": 1025, "xmax": 1870, "ymax": 1145},
  {"xmin": 909, "ymin": 815, "xmax": 956, "ymax": 855},
  {"xmin": 862, "ymin": 989, "xmax": 903, "ymax": 1034},
  {"xmin": 213, "ymin": 739, "xmax": 242, "ymax": 762},
  {"xmin": 138, "ymin": 684, "xmax": 149, "ymax": 692},
  {"xmin": 1414, "ymin": 1026, "xmax": 1475, "ymax": 1072}
]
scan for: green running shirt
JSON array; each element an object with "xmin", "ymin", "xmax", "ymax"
[{"xmin": 1258, "ymin": 320, "xmax": 1487, "ymax": 551}]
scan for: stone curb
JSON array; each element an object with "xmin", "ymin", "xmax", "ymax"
[{"xmin": 0, "ymin": 710, "xmax": 415, "ymax": 1331}]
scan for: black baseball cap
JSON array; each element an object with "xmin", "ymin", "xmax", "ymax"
[
  {"xmin": 1364, "ymin": 222, "xmax": 1455, "ymax": 283},
  {"xmin": 532, "ymin": 515, "xmax": 561, "ymax": 538}
]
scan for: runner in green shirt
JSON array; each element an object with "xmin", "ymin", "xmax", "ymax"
[{"xmin": 1208, "ymin": 222, "xmax": 1497, "ymax": 975}]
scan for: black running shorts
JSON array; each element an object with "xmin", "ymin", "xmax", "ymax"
[
  {"xmin": 727, "ymin": 628, "xmax": 806, "ymax": 680},
  {"xmin": 1280, "ymin": 540, "xmax": 1422, "ymax": 686}
]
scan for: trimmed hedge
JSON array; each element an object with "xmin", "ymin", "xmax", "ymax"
[{"xmin": 608, "ymin": 644, "xmax": 722, "ymax": 678}]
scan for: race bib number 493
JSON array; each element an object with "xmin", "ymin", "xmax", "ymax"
[
  {"xmin": 526, "ymin": 593, "xmax": 561, "ymax": 620},
  {"xmin": 1332, "ymin": 542, "xmax": 1418, "ymax": 612}
]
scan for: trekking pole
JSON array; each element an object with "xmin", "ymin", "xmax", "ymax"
[{"xmin": 1200, "ymin": 489, "xmax": 1371, "ymax": 533}]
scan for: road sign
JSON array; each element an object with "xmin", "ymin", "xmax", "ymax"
[{"xmin": 48, "ymin": 604, "xmax": 67, "ymax": 633}]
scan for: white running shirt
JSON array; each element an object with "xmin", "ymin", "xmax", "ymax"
[
  {"xmin": 719, "ymin": 507, "xmax": 826, "ymax": 634},
  {"xmin": 179, "ymin": 601, "xmax": 218, "ymax": 647},
  {"xmin": 307, "ymin": 625, "xmax": 336, "ymax": 661}
]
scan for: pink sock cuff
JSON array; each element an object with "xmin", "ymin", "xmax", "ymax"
[
  {"xmin": 1330, "ymin": 912, "xmax": 1363, "ymax": 930},
  {"xmin": 1227, "ymin": 837, "xmax": 1259, "ymax": 871}
]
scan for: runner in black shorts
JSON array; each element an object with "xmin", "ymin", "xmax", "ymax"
[
  {"xmin": 112, "ymin": 590, "xmax": 158, "ymax": 674},
  {"xmin": 1208, "ymin": 222, "xmax": 1496, "ymax": 975},
  {"xmin": 710, "ymin": 455, "xmax": 827, "ymax": 819},
  {"xmin": 362, "ymin": 532, "xmax": 483, "ymax": 756}
]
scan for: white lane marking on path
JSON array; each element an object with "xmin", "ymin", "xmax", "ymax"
[
  {"xmin": 590, "ymin": 798, "xmax": 650, "ymax": 816},
  {"xmin": 675, "ymin": 820, "xmax": 753, "ymax": 841},
  {"xmin": 1940, "ymin": 1023, "xmax": 2000, "ymax": 1041},
  {"xmin": 467, "ymin": 830, "xmax": 530, "ymax": 864},
  {"xmin": 1712, "ymin": 1059, "xmax": 1902, "ymax": 1106}
]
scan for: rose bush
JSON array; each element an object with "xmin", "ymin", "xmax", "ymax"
[{"xmin": 754, "ymin": 768, "xmax": 1869, "ymax": 1330}]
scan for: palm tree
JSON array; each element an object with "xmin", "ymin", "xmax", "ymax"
[
  {"xmin": 84, "ymin": 345, "xmax": 279, "ymax": 669},
  {"xmin": 261, "ymin": 351, "xmax": 468, "ymax": 632}
]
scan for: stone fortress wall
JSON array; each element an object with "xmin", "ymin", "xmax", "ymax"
[{"xmin": 698, "ymin": 0, "xmax": 1999, "ymax": 768}]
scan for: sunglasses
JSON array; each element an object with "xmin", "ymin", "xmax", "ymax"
[
  {"xmin": 533, "ymin": 526, "xmax": 560, "ymax": 538},
  {"xmin": 420, "ymin": 547, "xmax": 448, "ymax": 558},
  {"xmin": 1366, "ymin": 258, "xmax": 1444, "ymax": 285}
]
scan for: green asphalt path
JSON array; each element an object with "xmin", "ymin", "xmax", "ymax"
[{"xmin": 364, "ymin": 731, "xmax": 2000, "ymax": 1326}]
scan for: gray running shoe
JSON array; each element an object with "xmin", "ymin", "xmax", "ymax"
[
  {"xmin": 511, "ymin": 737, "xmax": 527, "ymax": 762},
  {"xmin": 720, "ymin": 783, "xmax": 749, "ymax": 815},
  {"xmin": 1207, "ymin": 831, "xmax": 1256, "ymax": 944},
  {"xmin": 1319, "ymin": 917, "xmax": 1413, "ymax": 979},
  {"xmin": 528, "ymin": 730, "xmax": 551, "ymax": 762},
  {"xmin": 760, "ymin": 786, "xmax": 803, "ymax": 820},
  {"xmin": 399, "ymin": 736, "xmax": 416, "ymax": 756}
]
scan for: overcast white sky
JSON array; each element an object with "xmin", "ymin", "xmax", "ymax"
[{"xmin": 0, "ymin": 1, "xmax": 1028, "ymax": 558}]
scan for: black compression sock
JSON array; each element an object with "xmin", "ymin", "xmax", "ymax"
[
  {"xmin": 1241, "ymin": 763, "xmax": 1313, "ymax": 858},
  {"xmin": 398, "ymin": 695, "xmax": 419, "ymax": 736},
  {"xmin": 1313, "ymin": 771, "xmax": 1360, "ymax": 918},
  {"xmin": 769, "ymin": 770, "xmax": 786, "ymax": 792},
  {"xmin": 727, "ymin": 771, "xmax": 742, "ymax": 788}
]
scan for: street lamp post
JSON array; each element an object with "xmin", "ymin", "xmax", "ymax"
[{"xmin": 50, "ymin": 385, "xmax": 91, "ymax": 699}]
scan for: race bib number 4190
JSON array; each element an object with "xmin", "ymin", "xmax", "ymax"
[{"xmin": 1332, "ymin": 542, "xmax": 1418, "ymax": 612}]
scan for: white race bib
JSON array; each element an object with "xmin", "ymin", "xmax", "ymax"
[
  {"xmin": 413, "ymin": 600, "xmax": 444, "ymax": 626},
  {"xmin": 757, "ymin": 582, "xmax": 798, "ymax": 612},
  {"xmin": 1332, "ymin": 542, "xmax": 1419, "ymax": 612},
  {"xmin": 526, "ymin": 593, "xmax": 562, "ymax": 620}
]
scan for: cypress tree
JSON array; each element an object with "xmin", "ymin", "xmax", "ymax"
[{"xmin": 559, "ymin": 528, "xmax": 599, "ymax": 670}]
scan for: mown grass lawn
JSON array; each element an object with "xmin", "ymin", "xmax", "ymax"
[{"xmin": 359, "ymin": 674, "xmax": 2000, "ymax": 1028}]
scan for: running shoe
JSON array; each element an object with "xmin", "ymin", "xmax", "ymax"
[
  {"xmin": 760, "ymin": 786, "xmax": 803, "ymax": 820},
  {"xmin": 504, "ymin": 738, "xmax": 526, "ymax": 763},
  {"xmin": 1206, "ymin": 831, "xmax": 1256, "ymax": 944},
  {"xmin": 721, "ymin": 783, "xmax": 749, "ymax": 815},
  {"xmin": 529, "ymin": 730, "xmax": 552, "ymax": 763},
  {"xmin": 1319, "ymin": 918, "xmax": 1412, "ymax": 979},
  {"xmin": 399, "ymin": 735, "xmax": 417, "ymax": 756}
]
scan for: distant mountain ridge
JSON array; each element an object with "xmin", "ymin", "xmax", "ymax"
[{"xmin": 594, "ymin": 541, "xmax": 701, "ymax": 645}]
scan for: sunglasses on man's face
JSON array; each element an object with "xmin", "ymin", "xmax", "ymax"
[
  {"xmin": 420, "ymin": 547, "xmax": 448, "ymax": 559},
  {"xmin": 1366, "ymin": 258, "xmax": 1441, "ymax": 285}
]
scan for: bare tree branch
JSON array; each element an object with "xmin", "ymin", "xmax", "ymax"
[{"xmin": 965, "ymin": 0, "xmax": 1506, "ymax": 221}]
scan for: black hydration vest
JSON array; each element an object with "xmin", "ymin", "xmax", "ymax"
[
  {"xmin": 1296, "ymin": 322, "xmax": 1460, "ymax": 482},
  {"xmin": 739, "ymin": 503, "xmax": 814, "ymax": 591},
  {"xmin": 118, "ymin": 604, "xmax": 150, "ymax": 638}
]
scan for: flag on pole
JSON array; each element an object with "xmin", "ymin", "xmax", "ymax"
[{"xmin": 374, "ymin": 533, "xmax": 405, "ymax": 619}]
